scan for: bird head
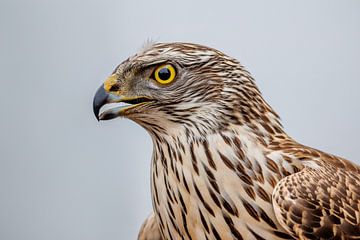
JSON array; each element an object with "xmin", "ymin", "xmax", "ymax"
[{"xmin": 93, "ymin": 42, "xmax": 282, "ymax": 137}]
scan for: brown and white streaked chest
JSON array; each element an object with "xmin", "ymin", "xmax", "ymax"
[{"xmin": 150, "ymin": 128, "xmax": 302, "ymax": 240}]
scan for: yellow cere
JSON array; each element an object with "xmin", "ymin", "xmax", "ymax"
[
  {"xmin": 154, "ymin": 64, "xmax": 176, "ymax": 84},
  {"xmin": 103, "ymin": 74, "xmax": 118, "ymax": 92}
]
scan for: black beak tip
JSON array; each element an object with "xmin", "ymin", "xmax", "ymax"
[{"xmin": 93, "ymin": 85, "xmax": 107, "ymax": 121}]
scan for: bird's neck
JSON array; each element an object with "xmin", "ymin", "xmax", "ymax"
[
  {"xmin": 149, "ymin": 123, "xmax": 280, "ymax": 183},
  {"xmin": 148, "ymin": 111, "xmax": 285, "ymax": 151},
  {"xmin": 149, "ymin": 124, "xmax": 294, "ymax": 239},
  {"xmin": 149, "ymin": 124, "xmax": 265, "ymax": 175}
]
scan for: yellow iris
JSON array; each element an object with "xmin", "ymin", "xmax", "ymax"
[{"xmin": 154, "ymin": 64, "xmax": 176, "ymax": 84}]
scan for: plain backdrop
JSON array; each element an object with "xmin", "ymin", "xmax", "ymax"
[{"xmin": 0, "ymin": 0, "xmax": 359, "ymax": 239}]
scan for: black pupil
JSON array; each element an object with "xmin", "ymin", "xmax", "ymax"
[{"xmin": 158, "ymin": 67, "xmax": 171, "ymax": 80}]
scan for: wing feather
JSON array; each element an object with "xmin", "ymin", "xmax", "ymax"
[
  {"xmin": 138, "ymin": 213, "xmax": 162, "ymax": 240},
  {"xmin": 272, "ymin": 160, "xmax": 360, "ymax": 239}
]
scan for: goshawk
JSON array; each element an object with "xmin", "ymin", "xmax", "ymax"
[{"xmin": 93, "ymin": 43, "xmax": 360, "ymax": 240}]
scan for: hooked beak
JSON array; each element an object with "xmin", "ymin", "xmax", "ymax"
[
  {"xmin": 93, "ymin": 85, "xmax": 120, "ymax": 121},
  {"xmin": 93, "ymin": 77, "xmax": 155, "ymax": 121}
]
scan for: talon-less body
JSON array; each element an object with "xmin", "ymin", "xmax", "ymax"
[{"xmin": 93, "ymin": 43, "xmax": 360, "ymax": 240}]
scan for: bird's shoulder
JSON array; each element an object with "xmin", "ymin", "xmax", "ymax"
[
  {"xmin": 268, "ymin": 134, "xmax": 360, "ymax": 173},
  {"xmin": 269, "ymin": 135, "xmax": 360, "ymax": 239}
]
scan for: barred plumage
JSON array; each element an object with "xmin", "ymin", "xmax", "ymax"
[{"xmin": 93, "ymin": 42, "xmax": 360, "ymax": 240}]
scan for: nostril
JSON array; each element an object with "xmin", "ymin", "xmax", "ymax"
[{"xmin": 109, "ymin": 85, "xmax": 120, "ymax": 92}]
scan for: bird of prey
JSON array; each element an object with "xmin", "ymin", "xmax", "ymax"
[{"xmin": 93, "ymin": 43, "xmax": 360, "ymax": 240}]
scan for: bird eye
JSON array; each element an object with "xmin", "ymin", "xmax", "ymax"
[{"xmin": 153, "ymin": 64, "xmax": 176, "ymax": 84}]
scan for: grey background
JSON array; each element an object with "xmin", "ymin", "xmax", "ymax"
[{"xmin": 0, "ymin": 0, "xmax": 359, "ymax": 239}]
